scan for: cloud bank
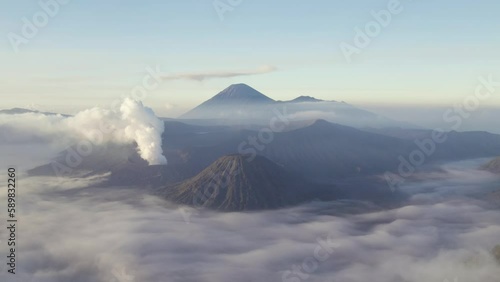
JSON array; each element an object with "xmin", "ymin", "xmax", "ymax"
[
  {"xmin": 0, "ymin": 151, "xmax": 498, "ymax": 281},
  {"xmin": 161, "ymin": 65, "xmax": 277, "ymax": 81}
]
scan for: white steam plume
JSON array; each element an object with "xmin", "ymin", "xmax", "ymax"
[
  {"xmin": 119, "ymin": 98, "xmax": 167, "ymax": 165},
  {"xmin": 0, "ymin": 98, "xmax": 167, "ymax": 165}
]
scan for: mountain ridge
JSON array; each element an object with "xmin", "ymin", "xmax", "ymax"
[
  {"xmin": 179, "ymin": 83, "xmax": 419, "ymax": 129},
  {"xmin": 287, "ymin": 96, "xmax": 324, "ymax": 103}
]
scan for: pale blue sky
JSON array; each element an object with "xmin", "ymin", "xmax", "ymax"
[{"xmin": 1, "ymin": 0, "xmax": 500, "ymax": 116}]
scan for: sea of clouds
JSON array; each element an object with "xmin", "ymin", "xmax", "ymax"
[{"xmin": 0, "ymin": 105, "xmax": 499, "ymax": 282}]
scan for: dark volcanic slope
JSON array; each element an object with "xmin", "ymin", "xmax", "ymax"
[
  {"xmin": 28, "ymin": 144, "xmax": 193, "ymax": 187},
  {"xmin": 158, "ymin": 154, "xmax": 331, "ymax": 211},
  {"xmin": 483, "ymin": 157, "xmax": 500, "ymax": 174},
  {"xmin": 181, "ymin": 120, "xmax": 500, "ymax": 180},
  {"xmin": 262, "ymin": 120, "xmax": 411, "ymax": 179},
  {"xmin": 182, "ymin": 120, "xmax": 411, "ymax": 180}
]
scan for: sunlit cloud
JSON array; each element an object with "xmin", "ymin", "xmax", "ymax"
[{"xmin": 161, "ymin": 65, "xmax": 277, "ymax": 81}]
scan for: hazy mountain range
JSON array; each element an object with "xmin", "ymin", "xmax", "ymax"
[
  {"xmin": 10, "ymin": 83, "xmax": 500, "ymax": 211},
  {"xmin": 179, "ymin": 83, "xmax": 417, "ymax": 128}
]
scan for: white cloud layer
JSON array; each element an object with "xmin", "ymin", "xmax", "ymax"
[
  {"xmin": 0, "ymin": 155, "xmax": 498, "ymax": 281},
  {"xmin": 0, "ymin": 123, "xmax": 499, "ymax": 282}
]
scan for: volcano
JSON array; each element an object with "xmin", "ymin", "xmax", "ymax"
[
  {"xmin": 157, "ymin": 154, "xmax": 333, "ymax": 211},
  {"xmin": 201, "ymin": 83, "xmax": 275, "ymax": 104}
]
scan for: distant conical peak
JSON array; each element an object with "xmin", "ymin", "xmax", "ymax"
[
  {"xmin": 226, "ymin": 83, "xmax": 252, "ymax": 89},
  {"xmin": 222, "ymin": 84, "xmax": 258, "ymax": 93},
  {"xmin": 208, "ymin": 83, "xmax": 275, "ymax": 102}
]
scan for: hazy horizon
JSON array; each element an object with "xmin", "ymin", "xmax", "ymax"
[{"xmin": 2, "ymin": 0, "xmax": 500, "ymax": 118}]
